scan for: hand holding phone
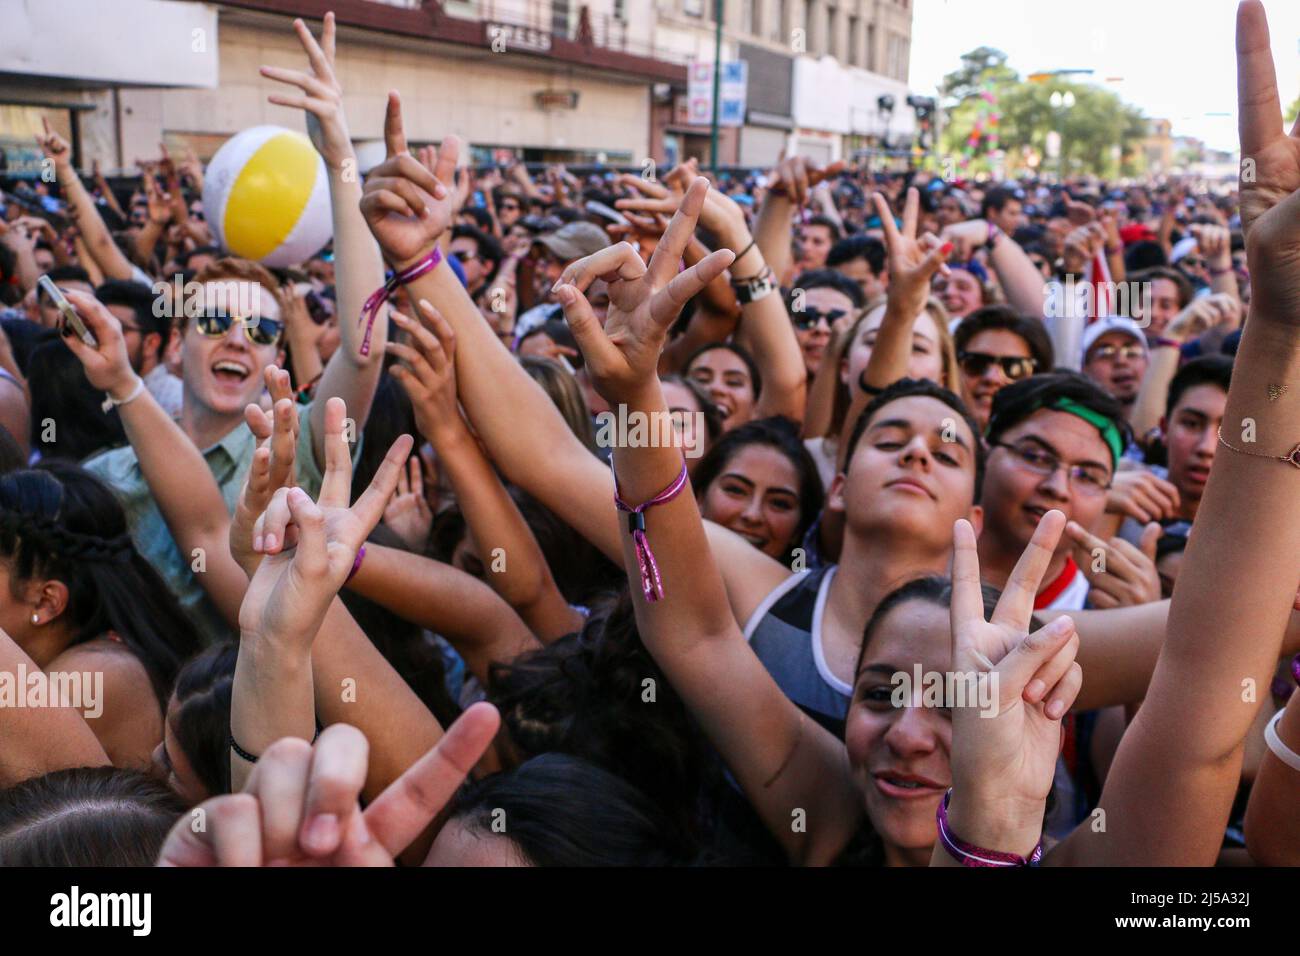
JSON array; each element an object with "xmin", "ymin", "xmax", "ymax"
[{"xmin": 38, "ymin": 275, "xmax": 97, "ymax": 347}]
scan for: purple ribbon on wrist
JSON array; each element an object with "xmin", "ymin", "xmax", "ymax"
[
  {"xmin": 345, "ymin": 544, "xmax": 366, "ymax": 584},
  {"xmin": 936, "ymin": 789, "xmax": 1043, "ymax": 867},
  {"xmin": 613, "ymin": 459, "xmax": 690, "ymax": 603},
  {"xmin": 358, "ymin": 247, "xmax": 443, "ymax": 357}
]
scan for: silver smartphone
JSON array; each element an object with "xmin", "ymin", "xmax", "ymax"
[{"xmin": 37, "ymin": 274, "xmax": 96, "ymax": 346}]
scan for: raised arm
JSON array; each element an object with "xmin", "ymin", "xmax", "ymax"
[
  {"xmin": 61, "ymin": 290, "xmax": 248, "ymax": 624},
  {"xmin": 232, "ymin": 396, "xmax": 414, "ymax": 791},
  {"xmin": 1243, "ymin": 670, "xmax": 1300, "ymax": 864},
  {"xmin": 553, "ymin": 178, "xmax": 860, "ymax": 865},
  {"xmin": 387, "ymin": 304, "xmax": 582, "ymax": 642},
  {"xmin": 356, "ymin": 95, "xmax": 786, "ymax": 626},
  {"xmin": 1052, "ymin": 0, "xmax": 1300, "ymax": 865},
  {"xmin": 261, "ymin": 14, "xmax": 387, "ymax": 469},
  {"xmin": 861, "ymin": 188, "xmax": 952, "ymax": 392},
  {"xmin": 345, "ymin": 542, "xmax": 539, "ymax": 683},
  {"xmin": 35, "ymin": 119, "xmax": 135, "ymax": 281}
]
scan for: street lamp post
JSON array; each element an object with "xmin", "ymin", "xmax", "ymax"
[
  {"xmin": 709, "ymin": 0, "xmax": 723, "ymax": 172},
  {"xmin": 1050, "ymin": 89, "xmax": 1075, "ymax": 182}
]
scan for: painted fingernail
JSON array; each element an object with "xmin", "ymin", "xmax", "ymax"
[
  {"xmin": 940, "ymin": 242, "xmax": 954, "ymax": 255},
  {"xmin": 303, "ymin": 813, "xmax": 340, "ymax": 853}
]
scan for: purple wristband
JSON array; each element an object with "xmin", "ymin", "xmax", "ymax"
[
  {"xmin": 358, "ymin": 246, "xmax": 444, "ymax": 357},
  {"xmin": 612, "ymin": 458, "xmax": 690, "ymax": 603},
  {"xmin": 936, "ymin": 789, "xmax": 1043, "ymax": 867},
  {"xmin": 346, "ymin": 544, "xmax": 366, "ymax": 584}
]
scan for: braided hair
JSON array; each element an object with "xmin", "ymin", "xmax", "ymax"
[{"xmin": 0, "ymin": 462, "xmax": 201, "ymax": 705}]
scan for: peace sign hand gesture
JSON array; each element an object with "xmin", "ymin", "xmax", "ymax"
[
  {"xmin": 359, "ymin": 93, "xmax": 457, "ymax": 270},
  {"xmin": 944, "ymin": 511, "xmax": 1083, "ymax": 858},
  {"xmin": 551, "ymin": 178, "xmax": 735, "ymax": 408},
  {"xmin": 239, "ymin": 397, "xmax": 413, "ymax": 650},
  {"xmin": 874, "ymin": 187, "xmax": 952, "ymax": 323},
  {"xmin": 1235, "ymin": 0, "xmax": 1300, "ymax": 325}
]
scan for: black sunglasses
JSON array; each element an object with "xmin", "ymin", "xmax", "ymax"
[
  {"xmin": 792, "ymin": 306, "xmax": 845, "ymax": 330},
  {"xmin": 959, "ymin": 351, "xmax": 1037, "ymax": 380},
  {"xmin": 196, "ymin": 309, "xmax": 283, "ymax": 347}
]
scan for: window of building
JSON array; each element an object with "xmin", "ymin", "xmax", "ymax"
[
  {"xmin": 847, "ymin": 15, "xmax": 859, "ymax": 65},
  {"xmin": 773, "ymin": 0, "xmax": 787, "ymax": 41}
]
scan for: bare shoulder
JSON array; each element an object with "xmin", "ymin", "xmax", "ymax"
[
  {"xmin": 704, "ymin": 520, "xmax": 796, "ymax": 627},
  {"xmin": 48, "ymin": 639, "xmax": 164, "ymax": 771}
]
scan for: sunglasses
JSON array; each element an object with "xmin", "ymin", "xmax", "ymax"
[
  {"xmin": 792, "ymin": 306, "xmax": 845, "ymax": 330},
  {"xmin": 958, "ymin": 351, "xmax": 1037, "ymax": 380},
  {"xmin": 195, "ymin": 309, "xmax": 283, "ymax": 346}
]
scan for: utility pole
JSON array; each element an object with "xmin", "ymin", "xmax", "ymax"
[{"xmin": 710, "ymin": 0, "xmax": 723, "ymax": 172}]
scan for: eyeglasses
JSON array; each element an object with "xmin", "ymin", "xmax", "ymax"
[
  {"xmin": 1087, "ymin": 343, "xmax": 1145, "ymax": 363},
  {"xmin": 195, "ymin": 309, "xmax": 283, "ymax": 347},
  {"xmin": 959, "ymin": 351, "xmax": 1037, "ymax": 381},
  {"xmin": 499, "ymin": 202, "xmax": 521, "ymax": 211},
  {"xmin": 792, "ymin": 306, "xmax": 845, "ymax": 330},
  {"xmin": 1178, "ymin": 257, "xmax": 1206, "ymax": 271},
  {"xmin": 990, "ymin": 441, "xmax": 1111, "ymax": 495}
]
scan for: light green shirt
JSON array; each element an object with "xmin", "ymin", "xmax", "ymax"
[{"xmin": 85, "ymin": 408, "xmax": 327, "ymax": 647}]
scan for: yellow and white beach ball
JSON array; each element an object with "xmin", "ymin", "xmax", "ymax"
[{"xmin": 202, "ymin": 126, "xmax": 332, "ymax": 268}]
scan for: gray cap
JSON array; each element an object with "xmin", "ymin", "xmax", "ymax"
[{"xmin": 535, "ymin": 221, "xmax": 611, "ymax": 263}]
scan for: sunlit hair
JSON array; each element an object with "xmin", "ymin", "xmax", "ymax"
[
  {"xmin": 519, "ymin": 356, "xmax": 598, "ymax": 456},
  {"xmin": 190, "ymin": 256, "xmax": 287, "ymax": 325},
  {"xmin": 823, "ymin": 296, "xmax": 959, "ymax": 441}
]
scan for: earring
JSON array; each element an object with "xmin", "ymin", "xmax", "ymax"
[{"xmin": 30, "ymin": 613, "xmax": 39, "ymax": 625}]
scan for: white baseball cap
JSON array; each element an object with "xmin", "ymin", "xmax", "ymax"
[{"xmin": 1081, "ymin": 315, "xmax": 1148, "ymax": 362}]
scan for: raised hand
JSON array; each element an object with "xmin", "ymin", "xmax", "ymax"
[
  {"xmin": 382, "ymin": 454, "xmax": 433, "ymax": 553},
  {"xmin": 35, "ymin": 117, "xmax": 72, "ymax": 173},
  {"xmin": 260, "ymin": 14, "xmax": 353, "ymax": 169},
  {"xmin": 614, "ymin": 174, "xmax": 750, "ymax": 250},
  {"xmin": 359, "ymin": 93, "xmax": 456, "ymax": 270},
  {"xmin": 1104, "ymin": 469, "xmax": 1181, "ymax": 525},
  {"xmin": 875, "ymin": 187, "xmax": 952, "ymax": 322},
  {"xmin": 157, "ymin": 704, "xmax": 500, "ymax": 866},
  {"xmin": 1236, "ymin": 0, "xmax": 1300, "ymax": 324},
  {"xmin": 58, "ymin": 290, "xmax": 138, "ymax": 399},
  {"xmin": 386, "ymin": 301, "xmax": 463, "ymax": 446},
  {"xmin": 944, "ymin": 511, "xmax": 1082, "ymax": 858},
  {"xmin": 230, "ymin": 366, "xmax": 299, "ymax": 574},
  {"xmin": 1065, "ymin": 520, "xmax": 1163, "ymax": 609},
  {"xmin": 1189, "ymin": 223, "xmax": 1233, "ymax": 272},
  {"xmin": 551, "ymin": 178, "xmax": 735, "ymax": 408},
  {"xmin": 242, "ymin": 397, "xmax": 413, "ymax": 647},
  {"xmin": 767, "ymin": 155, "xmax": 846, "ymax": 206},
  {"xmin": 1165, "ymin": 292, "xmax": 1243, "ymax": 343}
]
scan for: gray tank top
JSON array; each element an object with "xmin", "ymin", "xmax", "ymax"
[{"xmin": 743, "ymin": 565, "xmax": 852, "ymax": 739}]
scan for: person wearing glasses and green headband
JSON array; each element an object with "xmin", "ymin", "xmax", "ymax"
[{"xmin": 979, "ymin": 372, "xmax": 1135, "ymax": 613}]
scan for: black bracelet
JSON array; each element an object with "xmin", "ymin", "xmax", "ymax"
[
  {"xmin": 230, "ymin": 722, "xmax": 322, "ymax": 764},
  {"xmin": 857, "ymin": 369, "xmax": 885, "ymax": 396},
  {"xmin": 732, "ymin": 238, "xmax": 757, "ymax": 264}
]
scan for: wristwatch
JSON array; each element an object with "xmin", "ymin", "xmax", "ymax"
[{"xmin": 732, "ymin": 266, "xmax": 775, "ymax": 305}]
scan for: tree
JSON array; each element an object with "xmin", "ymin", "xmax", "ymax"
[
  {"xmin": 1287, "ymin": 94, "xmax": 1300, "ymax": 126},
  {"xmin": 940, "ymin": 47, "xmax": 1017, "ymax": 104}
]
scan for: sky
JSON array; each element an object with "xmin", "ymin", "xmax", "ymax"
[{"xmin": 909, "ymin": 0, "xmax": 1300, "ymax": 153}]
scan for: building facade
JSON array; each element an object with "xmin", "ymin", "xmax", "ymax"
[
  {"xmin": 652, "ymin": 0, "xmax": 917, "ymax": 169},
  {"xmin": 0, "ymin": 0, "xmax": 687, "ymax": 174}
]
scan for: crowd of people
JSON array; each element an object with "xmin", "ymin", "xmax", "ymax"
[{"xmin": 0, "ymin": 1, "xmax": 1297, "ymax": 868}]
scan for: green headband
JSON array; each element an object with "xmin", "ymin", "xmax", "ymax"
[{"xmin": 1046, "ymin": 396, "xmax": 1124, "ymax": 466}]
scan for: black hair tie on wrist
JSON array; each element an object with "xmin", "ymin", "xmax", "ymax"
[
  {"xmin": 230, "ymin": 721, "xmax": 323, "ymax": 764},
  {"xmin": 858, "ymin": 369, "xmax": 885, "ymax": 397}
]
